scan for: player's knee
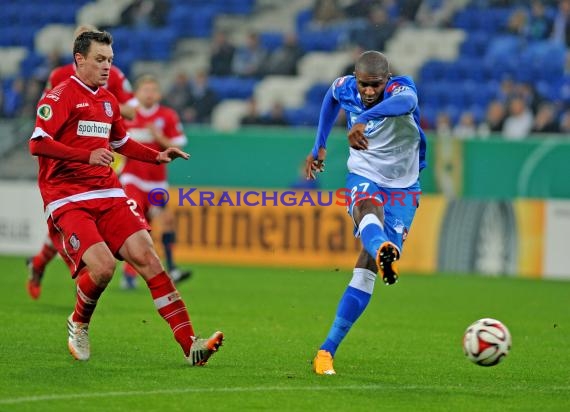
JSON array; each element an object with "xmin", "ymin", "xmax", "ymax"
[
  {"xmin": 89, "ymin": 257, "xmax": 116, "ymax": 283},
  {"xmin": 353, "ymin": 199, "xmax": 383, "ymax": 223},
  {"xmin": 130, "ymin": 247, "xmax": 162, "ymax": 270}
]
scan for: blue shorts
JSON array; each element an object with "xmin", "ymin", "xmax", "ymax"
[{"xmin": 345, "ymin": 173, "xmax": 421, "ymax": 251}]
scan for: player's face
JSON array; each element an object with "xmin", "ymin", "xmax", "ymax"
[
  {"xmin": 135, "ymin": 81, "xmax": 161, "ymax": 108},
  {"xmin": 75, "ymin": 42, "xmax": 113, "ymax": 88},
  {"xmin": 355, "ymin": 70, "xmax": 390, "ymax": 107}
]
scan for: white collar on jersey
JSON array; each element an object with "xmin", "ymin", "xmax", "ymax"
[{"xmin": 71, "ymin": 76, "xmax": 100, "ymax": 94}]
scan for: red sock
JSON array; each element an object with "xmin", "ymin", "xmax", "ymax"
[
  {"xmin": 73, "ymin": 269, "xmax": 105, "ymax": 323},
  {"xmin": 32, "ymin": 242, "xmax": 57, "ymax": 272},
  {"xmin": 123, "ymin": 262, "xmax": 138, "ymax": 278},
  {"xmin": 146, "ymin": 272, "xmax": 194, "ymax": 356}
]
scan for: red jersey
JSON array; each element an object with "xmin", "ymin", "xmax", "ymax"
[
  {"xmin": 31, "ymin": 76, "xmax": 130, "ymax": 216},
  {"xmin": 120, "ymin": 104, "xmax": 187, "ymax": 190},
  {"xmin": 47, "ymin": 64, "xmax": 135, "ymax": 105}
]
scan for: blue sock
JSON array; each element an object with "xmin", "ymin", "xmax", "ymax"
[
  {"xmin": 321, "ymin": 286, "xmax": 372, "ymax": 356},
  {"xmin": 161, "ymin": 231, "xmax": 176, "ymax": 272},
  {"xmin": 359, "ymin": 214, "xmax": 388, "ymax": 259}
]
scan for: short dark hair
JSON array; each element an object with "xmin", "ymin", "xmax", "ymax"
[
  {"xmin": 73, "ymin": 31, "xmax": 113, "ymax": 58},
  {"xmin": 355, "ymin": 51, "xmax": 390, "ymax": 77}
]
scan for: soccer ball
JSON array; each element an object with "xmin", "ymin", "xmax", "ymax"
[{"xmin": 463, "ymin": 318, "xmax": 512, "ymax": 366}]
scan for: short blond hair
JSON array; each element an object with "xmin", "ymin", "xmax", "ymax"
[
  {"xmin": 134, "ymin": 74, "xmax": 160, "ymax": 90},
  {"xmin": 74, "ymin": 24, "xmax": 99, "ymax": 39}
]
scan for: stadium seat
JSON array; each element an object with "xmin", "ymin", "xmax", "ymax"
[
  {"xmin": 208, "ymin": 76, "xmax": 258, "ymax": 100},
  {"xmin": 259, "ymin": 32, "xmax": 284, "ymax": 52},
  {"xmin": 298, "ymin": 28, "xmax": 345, "ymax": 52},
  {"xmin": 305, "ymin": 83, "xmax": 330, "ymax": 106}
]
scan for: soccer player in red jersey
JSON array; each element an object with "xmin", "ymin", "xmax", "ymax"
[
  {"xmin": 119, "ymin": 74, "xmax": 192, "ymax": 289},
  {"xmin": 29, "ymin": 31, "xmax": 223, "ymax": 365},
  {"xmin": 27, "ymin": 25, "xmax": 137, "ymax": 299}
]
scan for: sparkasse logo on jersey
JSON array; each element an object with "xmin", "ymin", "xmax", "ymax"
[{"xmin": 77, "ymin": 120, "xmax": 111, "ymax": 138}]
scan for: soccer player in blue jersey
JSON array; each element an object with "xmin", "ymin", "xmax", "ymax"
[{"xmin": 305, "ymin": 50, "xmax": 427, "ymax": 375}]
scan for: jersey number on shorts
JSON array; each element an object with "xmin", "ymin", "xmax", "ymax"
[{"xmin": 127, "ymin": 199, "xmax": 140, "ymax": 217}]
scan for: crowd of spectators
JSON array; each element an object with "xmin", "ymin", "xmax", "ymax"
[
  {"xmin": 430, "ymin": 0, "xmax": 570, "ymax": 139},
  {"xmin": 2, "ymin": 0, "xmax": 570, "ymax": 137}
]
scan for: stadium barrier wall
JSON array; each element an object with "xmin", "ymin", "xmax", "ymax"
[{"xmin": 2, "ymin": 127, "xmax": 568, "ymax": 278}]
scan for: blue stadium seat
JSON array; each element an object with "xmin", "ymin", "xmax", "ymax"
[
  {"xmin": 259, "ymin": 32, "xmax": 284, "ymax": 52},
  {"xmin": 208, "ymin": 76, "xmax": 258, "ymax": 100},
  {"xmin": 146, "ymin": 28, "xmax": 176, "ymax": 61},
  {"xmin": 459, "ymin": 31, "xmax": 490, "ymax": 58},
  {"xmin": 419, "ymin": 60, "xmax": 447, "ymax": 82},
  {"xmin": 296, "ymin": 9, "xmax": 313, "ymax": 33},
  {"xmin": 453, "ymin": 8, "xmax": 479, "ymax": 32},
  {"xmin": 19, "ymin": 52, "xmax": 45, "ymax": 78},
  {"xmin": 284, "ymin": 104, "xmax": 320, "ymax": 127},
  {"xmin": 305, "ymin": 83, "xmax": 329, "ymax": 106},
  {"xmin": 298, "ymin": 28, "xmax": 345, "ymax": 52}
]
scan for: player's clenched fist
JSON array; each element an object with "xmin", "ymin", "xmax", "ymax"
[{"xmin": 89, "ymin": 148, "xmax": 115, "ymax": 166}]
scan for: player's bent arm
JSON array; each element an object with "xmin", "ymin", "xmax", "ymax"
[
  {"xmin": 119, "ymin": 103, "xmax": 136, "ymax": 120},
  {"xmin": 29, "ymin": 137, "xmax": 91, "ymax": 163},
  {"xmin": 113, "ymin": 137, "xmax": 161, "ymax": 164},
  {"xmin": 355, "ymin": 91, "xmax": 417, "ymax": 124},
  {"xmin": 311, "ymin": 88, "xmax": 341, "ymax": 158}
]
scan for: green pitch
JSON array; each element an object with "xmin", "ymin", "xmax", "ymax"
[{"xmin": 0, "ymin": 255, "xmax": 568, "ymax": 412}]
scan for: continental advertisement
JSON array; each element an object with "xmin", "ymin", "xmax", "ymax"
[
  {"xmin": 164, "ymin": 187, "xmax": 566, "ymax": 278},
  {"xmin": 165, "ymin": 187, "xmax": 443, "ymax": 273}
]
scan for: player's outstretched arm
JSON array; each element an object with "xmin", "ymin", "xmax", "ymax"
[{"xmin": 156, "ymin": 147, "xmax": 190, "ymax": 164}]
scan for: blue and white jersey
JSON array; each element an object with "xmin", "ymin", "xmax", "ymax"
[{"xmin": 314, "ymin": 75, "xmax": 427, "ymax": 188}]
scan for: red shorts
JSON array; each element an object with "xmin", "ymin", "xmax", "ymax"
[
  {"xmin": 48, "ymin": 197, "xmax": 150, "ymax": 277},
  {"xmin": 123, "ymin": 184, "xmax": 164, "ymax": 221}
]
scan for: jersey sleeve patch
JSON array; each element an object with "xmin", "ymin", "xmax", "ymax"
[
  {"xmin": 37, "ymin": 104, "xmax": 53, "ymax": 120},
  {"xmin": 391, "ymin": 85, "xmax": 409, "ymax": 95}
]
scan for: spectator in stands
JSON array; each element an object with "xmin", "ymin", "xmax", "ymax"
[
  {"xmin": 532, "ymin": 102, "xmax": 560, "ymax": 133},
  {"xmin": 478, "ymin": 100, "xmax": 507, "ymax": 138},
  {"xmin": 240, "ymin": 97, "xmax": 265, "ymax": 125},
  {"xmin": 185, "ymin": 70, "xmax": 219, "ymax": 124},
  {"xmin": 349, "ymin": 6, "xmax": 397, "ymax": 51},
  {"xmin": 551, "ymin": 0, "xmax": 570, "ymax": 47},
  {"xmin": 232, "ymin": 32, "xmax": 268, "ymax": 78},
  {"xmin": 558, "ymin": 108, "xmax": 570, "ymax": 133},
  {"xmin": 343, "ymin": 0, "xmax": 379, "ymax": 19},
  {"xmin": 2, "ymin": 78, "xmax": 25, "ymax": 118},
  {"xmin": 120, "ymin": 0, "xmax": 169, "ymax": 28},
  {"xmin": 31, "ymin": 51, "xmax": 64, "ymax": 90},
  {"xmin": 453, "ymin": 111, "xmax": 478, "ymax": 139},
  {"xmin": 502, "ymin": 96, "xmax": 533, "ymax": 139},
  {"xmin": 262, "ymin": 101, "xmax": 289, "ymax": 126},
  {"xmin": 525, "ymin": 1, "xmax": 554, "ymax": 41},
  {"xmin": 164, "ymin": 71, "xmax": 192, "ymax": 120},
  {"xmin": 21, "ymin": 78, "xmax": 43, "ymax": 118},
  {"xmin": 311, "ymin": 0, "xmax": 346, "ymax": 28},
  {"xmin": 397, "ymin": 0, "xmax": 424, "ymax": 23},
  {"xmin": 415, "ymin": 0, "xmax": 470, "ymax": 28},
  {"xmin": 435, "ymin": 111, "xmax": 453, "ymax": 138},
  {"xmin": 505, "ymin": 8, "xmax": 528, "ymax": 36},
  {"xmin": 263, "ymin": 33, "xmax": 304, "ymax": 76},
  {"xmin": 341, "ymin": 46, "xmax": 365, "ymax": 76},
  {"xmin": 209, "ymin": 31, "xmax": 236, "ymax": 76}
]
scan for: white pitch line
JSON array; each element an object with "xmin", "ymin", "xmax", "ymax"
[{"xmin": 1, "ymin": 384, "xmax": 569, "ymax": 405}]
